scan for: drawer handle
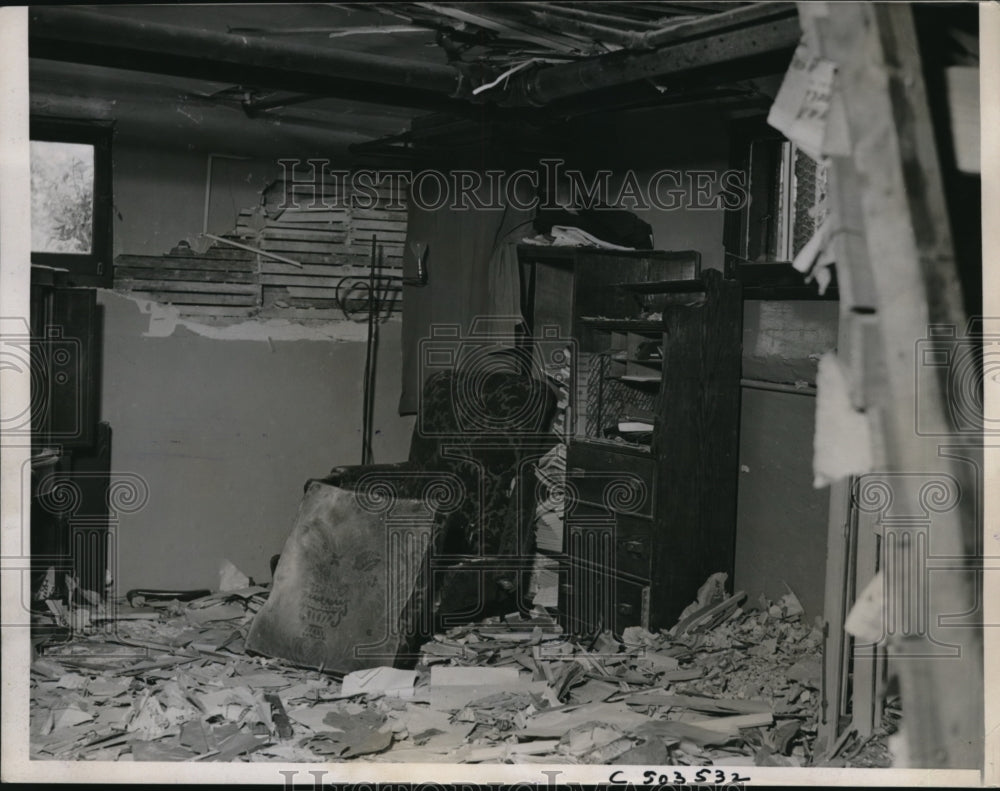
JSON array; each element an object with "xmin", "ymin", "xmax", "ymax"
[
  {"xmin": 617, "ymin": 603, "xmax": 634, "ymax": 615},
  {"xmin": 623, "ymin": 540, "xmax": 644, "ymax": 554}
]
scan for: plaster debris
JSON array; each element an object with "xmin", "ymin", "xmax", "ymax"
[
  {"xmin": 99, "ymin": 289, "xmax": 399, "ymax": 343},
  {"xmin": 29, "ymin": 577, "xmax": 889, "ymax": 766}
]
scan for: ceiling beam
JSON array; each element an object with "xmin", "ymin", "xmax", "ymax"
[{"xmin": 503, "ymin": 5, "xmax": 800, "ymax": 106}]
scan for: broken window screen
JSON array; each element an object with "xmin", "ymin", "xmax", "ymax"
[{"xmin": 30, "ymin": 140, "xmax": 95, "ymax": 255}]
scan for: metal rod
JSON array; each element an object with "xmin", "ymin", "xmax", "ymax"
[{"xmin": 740, "ymin": 378, "xmax": 816, "ymax": 396}]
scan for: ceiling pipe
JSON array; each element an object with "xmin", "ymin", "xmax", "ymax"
[
  {"xmin": 29, "ymin": 91, "xmax": 376, "ymax": 156},
  {"xmin": 28, "ymin": 6, "xmax": 484, "ymax": 112}
]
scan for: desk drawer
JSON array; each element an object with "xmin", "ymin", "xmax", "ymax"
[
  {"xmin": 567, "ymin": 442, "xmax": 655, "ymax": 517},
  {"xmin": 614, "ymin": 516, "xmax": 652, "ymax": 582}
]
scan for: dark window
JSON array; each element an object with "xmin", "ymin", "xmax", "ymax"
[
  {"xmin": 723, "ymin": 116, "xmax": 835, "ymax": 300},
  {"xmin": 30, "ymin": 118, "xmax": 113, "ymax": 287}
]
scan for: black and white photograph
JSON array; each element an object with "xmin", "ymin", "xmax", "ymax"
[{"xmin": 0, "ymin": 1, "xmax": 995, "ymax": 786}]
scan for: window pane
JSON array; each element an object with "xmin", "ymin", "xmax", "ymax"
[{"xmin": 30, "ymin": 140, "xmax": 95, "ymax": 254}]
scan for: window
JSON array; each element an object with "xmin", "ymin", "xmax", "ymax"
[
  {"xmin": 723, "ymin": 116, "xmax": 835, "ymax": 299},
  {"xmin": 30, "ymin": 119, "xmax": 113, "ymax": 287}
]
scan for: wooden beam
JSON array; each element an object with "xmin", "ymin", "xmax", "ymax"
[{"xmin": 804, "ymin": 1, "xmax": 982, "ymax": 769}]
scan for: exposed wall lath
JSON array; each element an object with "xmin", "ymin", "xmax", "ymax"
[{"xmin": 114, "ymin": 178, "xmax": 406, "ymax": 324}]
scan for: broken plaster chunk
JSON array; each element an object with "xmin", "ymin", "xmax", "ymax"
[
  {"xmin": 341, "ymin": 667, "xmax": 418, "ymax": 698},
  {"xmin": 219, "ymin": 559, "xmax": 251, "ymax": 592}
]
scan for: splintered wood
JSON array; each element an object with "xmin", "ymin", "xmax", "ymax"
[{"xmin": 30, "ymin": 585, "xmax": 886, "ymax": 765}]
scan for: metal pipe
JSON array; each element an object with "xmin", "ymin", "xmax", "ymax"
[{"xmin": 29, "ymin": 6, "xmax": 476, "ymax": 102}]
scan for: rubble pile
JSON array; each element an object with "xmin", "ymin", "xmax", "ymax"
[{"xmin": 29, "ymin": 577, "xmax": 886, "ymax": 766}]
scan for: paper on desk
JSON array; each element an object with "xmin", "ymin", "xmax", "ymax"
[
  {"xmin": 813, "ymin": 353, "xmax": 873, "ymax": 487},
  {"xmin": 341, "ymin": 667, "xmax": 418, "ymax": 698}
]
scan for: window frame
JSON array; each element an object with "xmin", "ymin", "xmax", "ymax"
[
  {"xmin": 723, "ymin": 115, "xmax": 838, "ymax": 300},
  {"xmin": 30, "ymin": 117, "xmax": 114, "ymax": 288}
]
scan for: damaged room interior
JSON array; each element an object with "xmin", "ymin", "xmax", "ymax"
[{"xmin": 8, "ymin": 0, "xmax": 986, "ymax": 773}]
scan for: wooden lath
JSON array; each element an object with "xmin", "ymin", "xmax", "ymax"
[{"xmin": 114, "ymin": 179, "xmax": 407, "ymax": 323}]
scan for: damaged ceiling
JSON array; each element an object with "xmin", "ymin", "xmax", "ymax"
[{"xmin": 29, "ymin": 2, "xmax": 799, "ymax": 159}]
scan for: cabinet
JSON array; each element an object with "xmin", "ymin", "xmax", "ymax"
[{"xmin": 519, "ymin": 246, "xmax": 742, "ymax": 634}]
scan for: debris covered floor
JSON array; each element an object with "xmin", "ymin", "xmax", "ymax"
[{"xmin": 29, "ymin": 586, "xmax": 894, "ymax": 766}]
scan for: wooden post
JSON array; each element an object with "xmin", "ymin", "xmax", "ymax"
[{"xmin": 803, "ymin": 1, "xmax": 982, "ymax": 768}]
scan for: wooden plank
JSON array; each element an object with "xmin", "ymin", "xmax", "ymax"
[
  {"xmin": 257, "ymin": 306, "xmax": 358, "ymax": 320},
  {"xmin": 277, "ymin": 198, "xmax": 406, "ymax": 213},
  {"xmin": 270, "ymin": 209, "xmax": 350, "ymax": 224},
  {"xmin": 259, "ymin": 239, "xmax": 400, "ymax": 255},
  {"xmin": 122, "ymin": 291, "xmax": 258, "ymax": 306},
  {"xmin": 851, "ymin": 504, "xmax": 880, "ymax": 739},
  {"xmin": 115, "ymin": 267, "xmax": 257, "ymax": 284},
  {"xmin": 351, "ymin": 208, "xmax": 408, "ymax": 222},
  {"xmin": 261, "ymin": 273, "xmax": 401, "ymax": 289},
  {"xmin": 260, "ymin": 262, "xmax": 401, "ymax": 277},
  {"xmin": 284, "ymin": 284, "xmax": 402, "ymax": 299},
  {"xmin": 259, "ymin": 228, "xmax": 348, "ymax": 242},
  {"xmin": 349, "ymin": 232, "xmax": 407, "ymax": 244},
  {"xmin": 257, "ymin": 251, "xmax": 401, "ymax": 267},
  {"xmin": 145, "ymin": 246, "xmax": 257, "ymax": 261},
  {"xmin": 116, "ymin": 279, "xmax": 259, "ymax": 296},
  {"xmin": 174, "ymin": 305, "xmax": 258, "ymax": 318},
  {"xmin": 810, "ymin": 2, "xmax": 981, "ymax": 769},
  {"xmin": 350, "ymin": 218, "xmax": 408, "ymax": 231},
  {"xmin": 286, "ymin": 184, "xmax": 403, "ymax": 199},
  {"xmin": 114, "ymin": 254, "xmax": 255, "ymax": 272},
  {"xmin": 819, "ymin": 477, "xmax": 852, "ymax": 752}
]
